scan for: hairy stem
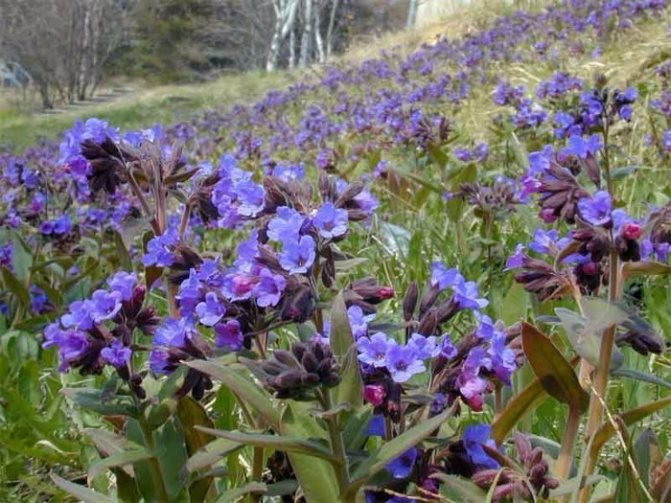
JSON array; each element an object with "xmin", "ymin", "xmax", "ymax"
[{"xmin": 139, "ymin": 418, "xmax": 170, "ymax": 503}]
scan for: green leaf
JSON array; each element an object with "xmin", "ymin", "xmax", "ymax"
[
  {"xmin": 176, "ymin": 396, "xmax": 215, "ymax": 502},
  {"xmin": 348, "ymin": 405, "xmax": 455, "ymax": 489},
  {"xmin": 556, "ymin": 297, "xmax": 628, "ymax": 369},
  {"xmin": 491, "ymin": 376, "xmax": 546, "ymax": 444},
  {"xmin": 499, "ymin": 282, "xmax": 528, "ymax": 326},
  {"xmin": 611, "ymin": 368, "xmax": 671, "ymax": 389},
  {"xmin": 215, "ymin": 482, "xmax": 267, "ymax": 502},
  {"xmin": 61, "ymin": 388, "xmax": 138, "ymax": 417},
  {"xmin": 88, "ymin": 449, "xmax": 153, "ymax": 480},
  {"xmin": 330, "ymin": 292, "xmax": 363, "ymax": 411},
  {"xmin": 185, "ymin": 438, "xmax": 243, "ymax": 473},
  {"xmin": 280, "ymin": 402, "xmax": 340, "ymax": 503},
  {"xmin": 186, "ymin": 359, "xmax": 280, "ymax": 429},
  {"xmin": 521, "ymin": 323, "xmax": 589, "ymax": 413},
  {"xmin": 432, "ymin": 473, "xmax": 488, "ymax": 502},
  {"xmin": 50, "ymin": 474, "xmax": 115, "ymax": 503},
  {"xmin": 10, "ymin": 231, "xmax": 33, "ymax": 282},
  {"xmin": 613, "ymin": 423, "xmax": 647, "ymax": 503},
  {"xmin": 1, "ymin": 267, "xmax": 30, "ymax": 306},
  {"xmin": 589, "ymin": 396, "xmax": 671, "ymax": 463},
  {"xmin": 114, "ymin": 231, "xmax": 133, "ymax": 271},
  {"xmin": 622, "ymin": 260, "xmax": 671, "ymax": 277},
  {"xmin": 632, "ymin": 429, "xmax": 659, "ymax": 489},
  {"xmin": 196, "ymin": 427, "xmax": 336, "ymax": 460}
]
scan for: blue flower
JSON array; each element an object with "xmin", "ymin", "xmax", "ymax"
[
  {"xmin": 386, "ymin": 447, "xmax": 418, "ymax": 479},
  {"xmin": 195, "ymin": 292, "xmax": 226, "ymax": 326},
  {"xmin": 463, "ymin": 424, "xmax": 499, "ymax": 469},
  {"xmin": 407, "ymin": 333, "xmax": 439, "ymax": 360},
  {"xmin": 346, "ymin": 305, "xmax": 375, "ymax": 339},
  {"xmin": 561, "ymin": 134, "xmax": 602, "ymax": 159},
  {"xmin": 505, "ymin": 244, "xmax": 526, "ymax": 270},
  {"xmin": 431, "ymin": 262, "xmax": 461, "ymax": 291},
  {"xmin": 313, "ymin": 202, "xmax": 349, "ymax": 239},
  {"xmin": 357, "ymin": 332, "xmax": 392, "ymax": 367},
  {"xmin": 279, "ymin": 235, "xmax": 316, "ymax": 274},
  {"xmin": 101, "ymin": 340, "xmax": 132, "ymax": 368},
  {"xmin": 90, "ymin": 290, "xmax": 123, "ymax": 323},
  {"xmin": 61, "ymin": 300, "xmax": 95, "ymax": 330},
  {"xmin": 107, "ymin": 271, "xmax": 138, "ymax": 301},
  {"xmin": 267, "ymin": 206, "xmax": 305, "ymax": 243},
  {"xmin": 453, "ymin": 278, "xmax": 488, "ymax": 311},
  {"xmin": 386, "ymin": 344, "xmax": 425, "ymax": 383},
  {"xmin": 215, "ymin": 319, "xmax": 244, "ymax": 350},
  {"xmin": 578, "ymin": 190, "xmax": 612, "ymax": 226},
  {"xmin": 253, "ymin": 268, "xmax": 286, "ymax": 307}
]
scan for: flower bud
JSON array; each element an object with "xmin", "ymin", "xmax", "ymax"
[
  {"xmin": 403, "ymin": 282, "xmax": 419, "ymax": 321},
  {"xmin": 363, "ymin": 384, "xmax": 386, "ymax": 406}
]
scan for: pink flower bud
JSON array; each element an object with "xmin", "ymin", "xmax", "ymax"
[
  {"xmin": 540, "ymin": 208, "xmax": 558, "ymax": 223},
  {"xmin": 363, "ymin": 384, "xmax": 386, "ymax": 406},
  {"xmin": 622, "ymin": 222, "xmax": 642, "ymax": 240}
]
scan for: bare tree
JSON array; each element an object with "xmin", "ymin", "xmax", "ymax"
[
  {"xmin": 406, "ymin": 0, "xmax": 419, "ymax": 28},
  {"xmin": 0, "ymin": 0, "xmax": 131, "ymax": 108}
]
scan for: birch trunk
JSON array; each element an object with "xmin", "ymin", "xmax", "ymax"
[
  {"xmin": 299, "ymin": 0, "xmax": 313, "ymax": 67},
  {"xmin": 325, "ymin": 0, "xmax": 339, "ymax": 59},
  {"xmin": 314, "ymin": 2, "xmax": 325, "ymax": 64}
]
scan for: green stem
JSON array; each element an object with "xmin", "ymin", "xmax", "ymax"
[
  {"xmin": 250, "ymin": 447, "xmax": 264, "ymax": 503},
  {"xmin": 319, "ymin": 390, "xmax": 350, "ymax": 494},
  {"xmin": 139, "ymin": 418, "xmax": 170, "ymax": 503}
]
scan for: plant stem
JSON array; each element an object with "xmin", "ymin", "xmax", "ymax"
[
  {"xmin": 139, "ymin": 418, "xmax": 170, "ymax": 503},
  {"xmin": 251, "ymin": 446, "xmax": 264, "ymax": 503},
  {"xmin": 319, "ymin": 390, "xmax": 350, "ymax": 493},
  {"xmin": 555, "ymin": 406, "xmax": 581, "ymax": 480}
]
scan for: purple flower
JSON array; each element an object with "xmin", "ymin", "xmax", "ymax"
[
  {"xmin": 578, "ymin": 190, "xmax": 612, "ymax": 226},
  {"xmin": 107, "ymin": 271, "xmax": 137, "ymax": 301},
  {"xmin": 29, "ymin": 286, "xmax": 50, "ymax": 314},
  {"xmin": 367, "ymin": 415, "xmax": 386, "ymax": 437},
  {"xmin": 235, "ymin": 180, "xmax": 266, "ymax": 217},
  {"xmin": 386, "ymin": 344, "xmax": 425, "ymax": 383},
  {"xmin": 431, "ymin": 262, "xmax": 461, "ymax": 291},
  {"xmin": 154, "ymin": 317, "xmax": 195, "ymax": 348},
  {"xmin": 313, "ymin": 202, "xmax": 349, "ymax": 239},
  {"xmin": 505, "ymin": 244, "xmax": 526, "ymax": 270},
  {"xmin": 178, "ymin": 270, "xmax": 203, "ymax": 316},
  {"xmin": 90, "ymin": 290, "xmax": 123, "ymax": 323},
  {"xmin": 267, "ymin": 206, "xmax": 305, "ymax": 243},
  {"xmin": 149, "ymin": 348, "xmax": 172, "ymax": 375},
  {"xmin": 279, "ymin": 235, "xmax": 316, "ymax": 274},
  {"xmin": 463, "ymin": 424, "xmax": 499, "ymax": 469},
  {"xmin": 101, "ymin": 340, "xmax": 132, "ymax": 368},
  {"xmin": 453, "ymin": 279, "xmax": 488, "ymax": 311},
  {"xmin": 61, "ymin": 300, "xmax": 94, "ymax": 330},
  {"xmin": 561, "ymin": 134, "xmax": 603, "ymax": 159},
  {"xmin": 357, "ymin": 332, "xmax": 392, "ymax": 367},
  {"xmin": 253, "ymin": 268, "xmax": 286, "ymax": 307},
  {"xmin": 386, "ymin": 447, "xmax": 418, "ymax": 479},
  {"xmin": 43, "ymin": 323, "xmax": 90, "ymax": 372},
  {"xmin": 195, "ymin": 292, "xmax": 226, "ymax": 326},
  {"xmin": 143, "ymin": 231, "xmax": 178, "ymax": 268},
  {"xmin": 528, "ymin": 228, "xmax": 568, "ymax": 255},
  {"xmin": 215, "ymin": 319, "xmax": 244, "ymax": 351},
  {"xmin": 440, "ymin": 334, "xmax": 458, "ymax": 359},
  {"xmin": 52, "ymin": 215, "xmax": 73, "ymax": 235},
  {"xmin": 407, "ymin": 333, "xmax": 439, "ymax": 360},
  {"xmin": 347, "ymin": 305, "xmax": 375, "ymax": 339}
]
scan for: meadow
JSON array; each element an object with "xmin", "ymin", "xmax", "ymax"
[{"xmin": 1, "ymin": 0, "xmax": 671, "ymax": 501}]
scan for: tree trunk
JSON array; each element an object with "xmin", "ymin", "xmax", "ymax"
[
  {"xmin": 299, "ymin": 0, "xmax": 313, "ymax": 67},
  {"xmin": 406, "ymin": 0, "xmax": 418, "ymax": 29},
  {"xmin": 325, "ymin": 0, "xmax": 339, "ymax": 59},
  {"xmin": 314, "ymin": 2, "xmax": 325, "ymax": 64}
]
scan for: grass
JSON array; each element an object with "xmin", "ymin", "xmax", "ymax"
[
  {"xmin": 0, "ymin": 70, "xmax": 294, "ymax": 150},
  {"xmin": 0, "ymin": 0, "xmax": 553, "ymax": 152}
]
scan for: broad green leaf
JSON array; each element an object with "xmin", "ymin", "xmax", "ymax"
[
  {"xmin": 330, "ymin": 292, "xmax": 363, "ymax": 411},
  {"xmin": 185, "ymin": 438, "xmax": 243, "ymax": 473},
  {"xmin": 195, "ymin": 427, "xmax": 335, "ymax": 460},
  {"xmin": 348, "ymin": 406, "xmax": 454, "ymax": 488},
  {"xmin": 176, "ymin": 396, "xmax": 215, "ymax": 501},
  {"xmin": 613, "ymin": 422, "xmax": 647, "ymax": 503},
  {"xmin": 521, "ymin": 323, "xmax": 589, "ymax": 413},
  {"xmin": 114, "ymin": 231, "xmax": 133, "ymax": 271},
  {"xmin": 342, "ymin": 407, "xmax": 374, "ymax": 452},
  {"xmin": 50, "ymin": 474, "xmax": 115, "ymax": 503},
  {"xmin": 549, "ymin": 475, "xmax": 605, "ymax": 497},
  {"xmin": 622, "ymin": 260, "xmax": 671, "ymax": 277},
  {"xmin": 280, "ymin": 402, "xmax": 340, "ymax": 503},
  {"xmin": 155, "ymin": 417, "xmax": 189, "ymax": 500},
  {"xmin": 499, "ymin": 282, "xmax": 528, "ymax": 326},
  {"xmin": 589, "ymin": 396, "xmax": 671, "ymax": 463},
  {"xmin": 1, "ymin": 267, "xmax": 30, "ymax": 306},
  {"xmin": 432, "ymin": 473, "xmax": 488, "ymax": 502},
  {"xmin": 491, "ymin": 376, "xmax": 546, "ymax": 443},
  {"xmin": 61, "ymin": 388, "xmax": 138, "ymax": 417},
  {"xmin": 632, "ymin": 429, "xmax": 660, "ymax": 489},
  {"xmin": 10, "ymin": 231, "xmax": 33, "ymax": 282},
  {"xmin": 88, "ymin": 448, "xmax": 152, "ymax": 480},
  {"xmin": 186, "ymin": 359, "xmax": 280, "ymax": 428},
  {"xmin": 556, "ymin": 297, "xmax": 627, "ymax": 369}
]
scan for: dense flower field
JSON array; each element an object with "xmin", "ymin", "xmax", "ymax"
[{"xmin": 1, "ymin": 0, "xmax": 671, "ymax": 501}]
